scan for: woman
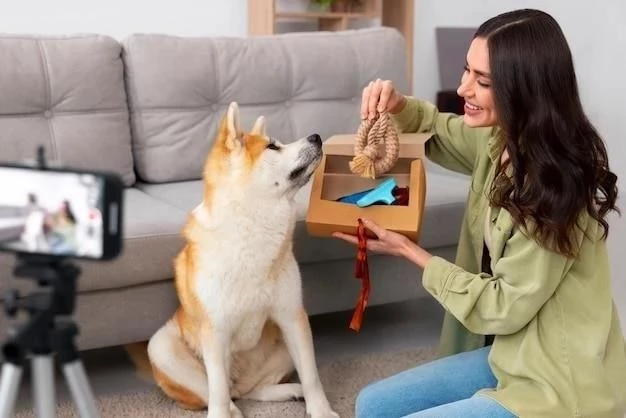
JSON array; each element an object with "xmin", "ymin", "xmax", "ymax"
[
  {"xmin": 49, "ymin": 199, "xmax": 79, "ymax": 255},
  {"xmin": 334, "ymin": 9, "xmax": 626, "ymax": 418}
]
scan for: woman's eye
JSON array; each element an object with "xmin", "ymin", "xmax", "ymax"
[
  {"xmin": 267, "ymin": 142, "xmax": 280, "ymax": 151},
  {"xmin": 478, "ymin": 81, "xmax": 491, "ymax": 88}
]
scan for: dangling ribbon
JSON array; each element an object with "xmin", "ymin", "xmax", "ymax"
[
  {"xmin": 347, "ymin": 188, "xmax": 409, "ymax": 332},
  {"xmin": 349, "ymin": 218, "xmax": 371, "ymax": 332}
]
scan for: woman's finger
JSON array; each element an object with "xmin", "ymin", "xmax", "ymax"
[
  {"xmin": 378, "ymin": 80, "xmax": 394, "ymax": 112},
  {"xmin": 362, "ymin": 218, "xmax": 386, "ymax": 239},
  {"xmin": 367, "ymin": 79, "xmax": 383, "ymax": 119},
  {"xmin": 332, "ymin": 232, "xmax": 359, "ymax": 245}
]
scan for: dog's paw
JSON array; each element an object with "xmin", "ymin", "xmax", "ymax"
[
  {"xmin": 306, "ymin": 397, "xmax": 340, "ymax": 418},
  {"xmin": 206, "ymin": 400, "xmax": 242, "ymax": 418},
  {"xmin": 229, "ymin": 401, "xmax": 244, "ymax": 418},
  {"xmin": 284, "ymin": 382, "xmax": 304, "ymax": 400},
  {"xmin": 206, "ymin": 410, "xmax": 229, "ymax": 418}
]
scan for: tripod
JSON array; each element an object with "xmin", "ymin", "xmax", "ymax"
[{"xmin": 0, "ymin": 255, "xmax": 100, "ymax": 418}]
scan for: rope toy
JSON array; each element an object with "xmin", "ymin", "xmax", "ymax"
[{"xmin": 349, "ymin": 111, "xmax": 400, "ymax": 179}]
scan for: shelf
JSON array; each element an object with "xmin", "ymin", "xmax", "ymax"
[
  {"xmin": 275, "ymin": 11, "xmax": 378, "ymax": 20},
  {"xmin": 248, "ymin": 0, "xmax": 414, "ymax": 90}
]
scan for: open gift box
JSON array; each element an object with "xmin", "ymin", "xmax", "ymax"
[{"xmin": 306, "ymin": 133, "xmax": 432, "ymax": 242}]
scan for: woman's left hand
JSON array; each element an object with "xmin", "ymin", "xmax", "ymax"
[{"xmin": 332, "ymin": 218, "xmax": 411, "ymax": 257}]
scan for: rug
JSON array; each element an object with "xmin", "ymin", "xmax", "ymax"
[{"xmin": 15, "ymin": 345, "xmax": 438, "ymax": 418}]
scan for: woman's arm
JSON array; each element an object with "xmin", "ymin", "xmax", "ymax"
[
  {"xmin": 392, "ymin": 97, "xmax": 497, "ymax": 176},
  {"xmin": 402, "ymin": 220, "xmax": 589, "ymax": 336}
]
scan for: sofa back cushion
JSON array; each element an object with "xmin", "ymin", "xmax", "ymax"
[
  {"xmin": 0, "ymin": 35, "xmax": 135, "ymax": 186},
  {"xmin": 123, "ymin": 27, "xmax": 409, "ymax": 183}
]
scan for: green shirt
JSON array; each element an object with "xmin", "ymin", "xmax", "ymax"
[{"xmin": 392, "ymin": 97, "xmax": 626, "ymax": 418}]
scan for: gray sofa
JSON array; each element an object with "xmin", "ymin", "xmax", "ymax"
[{"xmin": 0, "ymin": 27, "xmax": 470, "ymax": 351}]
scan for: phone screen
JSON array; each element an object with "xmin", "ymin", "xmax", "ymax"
[{"xmin": 0, "ymin": 166, "xmax": 111, "ymax": 259}]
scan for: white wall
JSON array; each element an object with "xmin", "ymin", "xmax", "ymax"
[
  {"xmin": 0, "ymin": 0, "xmax": 248, "ymax": 39},
  {"xmin": 1, "ymin": 0, "xmax": 624, "ymax": 328}
]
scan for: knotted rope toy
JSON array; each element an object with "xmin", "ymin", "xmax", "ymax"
[{"xmin": 349, "ymin": 111, "xmax": 400, "ymax": 179}]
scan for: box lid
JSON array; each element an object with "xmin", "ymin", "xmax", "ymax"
[{"xmin": 322, "ymin": 132, "xmax": 432, "ymax": 159}]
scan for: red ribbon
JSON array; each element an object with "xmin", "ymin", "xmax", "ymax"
[
  {"xmin": 348, "ymin": 187, "xmax": 409, "ymax": 332},
  {"xmin": 350, "ymin": 218, "xmax": 370, "ymax": 332}
]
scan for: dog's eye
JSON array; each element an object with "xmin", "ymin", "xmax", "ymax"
[{"xmin": 266, "ymin": 142, "xmax": 281, "ymax": 151}]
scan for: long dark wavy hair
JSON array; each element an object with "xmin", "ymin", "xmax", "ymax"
[{"xmin": 476, "ymin": 9, "xmax": 619, "ymax": 258}]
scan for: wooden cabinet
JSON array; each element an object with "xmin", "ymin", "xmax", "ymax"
[{"xmin": 248, "ymin": 0, "xmax": 414, "ymax": 89}]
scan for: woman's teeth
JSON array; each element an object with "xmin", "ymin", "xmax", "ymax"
[{"xmin": 466, "ymin": 103, "xmax": 482, "ymax": 110}]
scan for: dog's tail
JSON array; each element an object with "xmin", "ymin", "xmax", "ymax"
[{"xmin": 123, "ymin": 341, "xmax": 154, "ymax": 383}]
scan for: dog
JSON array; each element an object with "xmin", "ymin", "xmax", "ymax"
[{"xmin": 126, "ymin": 102, "xmax": 339, "ymax": 418}]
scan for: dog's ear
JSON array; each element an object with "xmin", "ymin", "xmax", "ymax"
[
  {"xmin": 250, "ymin": 116, "xmax": 266, "ymax": 136},
  {"xmin": 220, "ymin": 102, "xmax": 243, "ymax": 151}
]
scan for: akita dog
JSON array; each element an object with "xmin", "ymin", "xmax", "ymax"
[{"xmin": 128, "ymin": 102, "xmax": 338, "ymax": 418}]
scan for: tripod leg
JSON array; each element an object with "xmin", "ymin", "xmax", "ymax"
[
  {"xmin": 62, "ymin": 360, "xmax": 100, "ymax": 418},
  {"xmin": 32, "ymin": 355, "xmax": 56, "ymax": 418},
  {"xmin": 0, "ymin": 363, "xmax": 23, "ymax": 418}
]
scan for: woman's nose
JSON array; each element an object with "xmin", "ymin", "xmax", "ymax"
[{"xmin": 457, "ymin": 79, "xmax": 472, "ymax": 99}]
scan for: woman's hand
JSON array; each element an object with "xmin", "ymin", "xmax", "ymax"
[
  {"xmin": 361, "ymin": 79, "xmax": 407, "ymax": 120},
  {"xmin": 333, "ymin": 218, "xmax": 433, "ymax": 268},
  {"xmin": 332, "ymin": 218, "xmax": 410, "ymax": 257}
]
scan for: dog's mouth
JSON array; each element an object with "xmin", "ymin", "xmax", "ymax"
[
  {"xmin": 288, "ymin": 165, "xmax": 308, "ymax": 181},
  {"xmin": 288, "ymin": 153, "xmax": 322, "ymax": 184}
]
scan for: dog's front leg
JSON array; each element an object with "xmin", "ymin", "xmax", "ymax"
[
  {"xmin": 274, "ymin": 307, "xmax": 339, "ymax": 418},
  {"xmin": 202, "ymin": 326, "xmax": 241, "ymax": 418}
]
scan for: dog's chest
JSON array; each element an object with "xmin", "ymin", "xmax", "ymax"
[
  {"xmin": 194, "ymin": 257, "xmax": 281, "ymax": 352},
  {"xmin": 230, "ymin": 310, "xmax": 271, "ymax": 352}
]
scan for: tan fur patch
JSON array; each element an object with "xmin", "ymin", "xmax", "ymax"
[
  {"xmin": 173, "ymin": 245, "xmax": 205, "ymax": 356},
  {"xmin": 152, "ymin": 364, "xmax": 206, "ymax": 410},
  {"xmin": 243, "ymin": 133, "xmax": 269, "ymax": 166}
]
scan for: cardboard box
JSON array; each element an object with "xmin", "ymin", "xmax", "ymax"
[{"xmin": 306, "ymin": 133, "xmax": 431, "ymax": 242}]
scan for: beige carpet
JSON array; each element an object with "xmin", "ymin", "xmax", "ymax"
[{"xmin": 15, "ymin": 345, "xmax": 437, "ymax": 418}]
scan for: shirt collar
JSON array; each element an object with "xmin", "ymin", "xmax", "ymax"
[{"xmin": 487, "ymin": 128, "xmax": 513, "ymax": 178}]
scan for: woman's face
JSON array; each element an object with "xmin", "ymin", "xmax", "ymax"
[{"xmin": 457, "ymin": 37, "xmax": 498, "ymax": 127}]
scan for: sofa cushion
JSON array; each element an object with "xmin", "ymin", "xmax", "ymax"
[
  {"xmin": 122, "ymin": 27, "xmax": 409, "ymax": 183},
  {"xmin": 0, "ymin": 34, "xmax": 135, "ymax": 186}
]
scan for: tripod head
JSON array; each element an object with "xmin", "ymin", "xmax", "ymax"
[{"xmin": 1, "ymin": 254, "xmax": 81, "ymax": 365}]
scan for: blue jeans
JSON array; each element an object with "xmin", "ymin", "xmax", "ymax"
[{"xmin": 355, "ymin": 346, "xmax": 517, "ymax": 417}]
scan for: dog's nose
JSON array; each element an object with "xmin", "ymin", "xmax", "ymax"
[{"xmin": 307, "ymin": 134, "xmax": 322, "ymax": 147}]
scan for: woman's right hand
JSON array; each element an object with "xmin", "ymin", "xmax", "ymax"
[{"xmin": 360, "ymin": 79, "xmax": 407, "ymax": 120}]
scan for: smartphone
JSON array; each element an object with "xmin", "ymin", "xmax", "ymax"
[{"xmin": 0, "ymin": 163, "xmax": 124, "ymax": 261}]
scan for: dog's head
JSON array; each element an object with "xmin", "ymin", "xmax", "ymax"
[{"xmin": 204, "ymin": 102, "xmax": 323, "ymax": 200}]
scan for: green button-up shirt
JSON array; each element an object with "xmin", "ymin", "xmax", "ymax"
[{"xmin": 392, "ymin": 97, "xmax": 626, "ymax": 418}]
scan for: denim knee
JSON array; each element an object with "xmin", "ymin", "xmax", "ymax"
[
  {"xmin": 355, "ymin": 382, "xmax": 383, "ymax": 418},
  {"xmin": 355, "ymin": 379, "xmax": 409, "ymax": 418}
]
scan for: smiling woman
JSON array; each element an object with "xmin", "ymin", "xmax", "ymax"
[{"xmin": 334, "ymin": 8, "xmax": 626, "ymax": 418}]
